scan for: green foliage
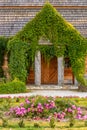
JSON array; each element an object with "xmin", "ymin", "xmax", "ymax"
[
  {"xmin": 34, "ymin": 95, "xmax": 47, "ymax": 106},
  {"xmin": 69, "ymin": 121, "xmax": 74, "ymax": 127},
  {"xmin": 34, "ymin": 123, "xmax": 40, "ymax": 128},
  {"xmin": 0, "ymin": 77, "xmax": 6, "ymax": 84},
  {"xmin": 8, "ymin": 3, "xmax": 87, "ymax": 86},
  {"xmin": 8, "ymin": 38, "xmax": 29, "ymax": 82},
  {"xmin": 0, "ymin": 78, "xmax": 26, "ymax": 94},
  {"xmin": 84, "ymin": 120, "xmax": 87, "ymax": 126},
  {"xmin": 49, "ymin": 117, "xmax": 55, "ymax": 128},
  {"xmin": 2, "ymin": 118, "xmax": 8, "ymax": 127},
  {"xmin": 69, "ymin": 115, "xmax": 75, "ymax": 127},
  {"xmin": 16, "ymin": 97, "xmax": 20, "ymax": 102},
  {"xmin": 0, "ymin": 36, "xmax": 8, "ymax": 77},
  {"xmin": 55, "ymin": 98, "xmax": 76, "ymax": 111},
  {"xmin": 2, "ymin": 98, "xmax": 11, "ymax": 111},
  {"xmin": 18, "ymin": 118, "xmax": 25, "ymax": 128}
]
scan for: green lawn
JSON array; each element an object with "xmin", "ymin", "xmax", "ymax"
[
  {"xmin": 0, "ymin": 120, "xmax": 87, "ymax": 130},
  {"xmin": 0, "ymin": 127, "xmax": 87, "ymax": 130}
]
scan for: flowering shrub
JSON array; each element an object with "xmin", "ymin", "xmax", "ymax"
[{"xmin": 8, "ymin": 96, "xmax": 87, "ymax": 121}]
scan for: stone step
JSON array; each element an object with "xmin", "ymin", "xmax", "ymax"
[{"xmin": 27, "ymin": 85, "xmax": 78, "ymax": 90}]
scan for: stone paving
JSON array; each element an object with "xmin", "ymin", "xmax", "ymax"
[
  {"xmin": 0, "ymin": 85, "xmax": 87, "ymax": 98},
  {"xmin": 0, "ymin": 89, "xmax": 87, "ymax": 98}
]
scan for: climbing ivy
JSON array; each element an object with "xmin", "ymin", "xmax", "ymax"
[
  {"xmin": 8, "ymin": 38, "xmax": 29, "ymax": 82},
  {"xmin": 8, "ymin": 3, "xmax": 87, "ymax": 86},
  {"xmin": 0, "ymin": 37, "xmax": 8, "ymax": 77}
]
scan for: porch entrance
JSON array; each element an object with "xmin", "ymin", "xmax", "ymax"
[
  {"xmin": 27, "ymin": 56, "xmax": 74, "ymax": 85},
  {"xmin": 41, "ymin": 55, "xmax": 58, "ymax": 84}
]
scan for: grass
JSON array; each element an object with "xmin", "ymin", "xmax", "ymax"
[
  {"xmin": 0, "ymin": 128, "xmax": 45, "ymax": 130},
  {"xmin": 0, "ymin": 120, "xmax": 87, "ymax": 130},
  {"xmin": 0, "ymin": 126, "xmax": 87, "ymax": 130}
]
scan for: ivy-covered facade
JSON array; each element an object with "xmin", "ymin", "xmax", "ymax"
[
  {"xmin": 0, "ymin": 0, "xmax": 87, "ymax": 86},
  {"xmin": 7, "ymin": 3, "xmax": 87, "ymax": 87}
]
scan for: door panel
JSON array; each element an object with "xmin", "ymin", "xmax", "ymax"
[{"xmin": 41, "ymin": 56, "xmax": 58, "ymax": 84}]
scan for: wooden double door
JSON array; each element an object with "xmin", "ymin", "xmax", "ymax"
[
  {"xmin": 27, "ymin": 56, "xmax": 58, "ymax": 84},
  {"xmin": 27, "ymin": 56, "xmax": 74, "ymax": 85}
]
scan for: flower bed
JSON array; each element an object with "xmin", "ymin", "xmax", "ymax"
[
  {"xmin": 8, "ymin": 96, "xmax": 87, "ymax": 121},
  {"xmin": 0, "ymin": 96, "xmax": 87, "ymax": 128}
]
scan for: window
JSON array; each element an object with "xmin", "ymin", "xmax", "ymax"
[{"xmin": 64, "ymin": 58, "xmax": 71, "ymax": 68}]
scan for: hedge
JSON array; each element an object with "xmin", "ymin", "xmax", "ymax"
[{"xmin": 0, "ymin": 79, "xmax": 26, "ymax": 94}]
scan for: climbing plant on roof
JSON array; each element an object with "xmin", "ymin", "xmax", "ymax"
[{"xmin": 8, "ymin": 2, "xmax": 87, "ymax": 86}]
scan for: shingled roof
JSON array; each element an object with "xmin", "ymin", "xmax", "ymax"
[
  {"xmin": 0, "ymin": 0, "xmax": 87, "ymax": 37},
  {"xmin": 0, "ymin": 0, "xmax": 87, "ymax": 6}
]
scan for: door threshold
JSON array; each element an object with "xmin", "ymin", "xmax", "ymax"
[{"xmin": 27, "ymin": 84, "xmax": 78, "ymax": 90}]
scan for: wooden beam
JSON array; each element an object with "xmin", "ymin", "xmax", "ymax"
[{"xmin": 0, "ymin": 5, "xmax": 87, "ymax": 9}]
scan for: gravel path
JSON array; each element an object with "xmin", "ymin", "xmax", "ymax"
[{"xmin": 0, "ymin": 90, "xmax": 87, "ymax": 98}]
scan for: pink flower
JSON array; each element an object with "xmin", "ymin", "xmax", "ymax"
[
  {"xmin": 25, "ymin": 99, "xmax": 30, "ymax": 104},
  {"xmin": 20, "ymin": 103, "xmax": 24, "ymax": 107},
  {"xmin": 71, "ymin": 105, "xmax": 76, "ymax": 110},
  {"xmin": 82, "ymin": 115, "xmax": 87, "ymax": 120},
  {"xmin": 15, "ymin": 107, "xmax": 27, "ymax": 117},
  {"xmin": 49, "ymin": 101, "xmax": 55, "ymax": 109},
  {"xmin": 57, "ymin": 112, "xmax": 65, "ymax": 120},
  {"xmin": 37, "ymin": 103, "xmax": 43, "ymax": 113},
  {"xmin": 54, "ymin": 112, "xmax": 57, "ymax": 118},
  {"xmin": 77, "ymin": 107, "xmax": 81, "ymax": 111},
  {"xmin": 37, "ymin": 108, "xmax": 43, "ymax": 113},
  {"xmin": 76, "ymin": 114, "xmax": 82, "ymax": 120},
  {"xmin": 37, "ymin": 103, "xmax": 42, "ymax": 108},
  {"xmin": 31, "ymin": 103, "xmax": 34, "ymax": 107},
  {"xmin": 27, "ymin": 108, "xmax": 30, "ymax": 112},
  {"xmin": 62, "ymin": 112, "xmax": 66, "ymax": 116},
  {"xmin": 67, "ymin": 108, "xmax": 73, "ymax": 113},
  {"xmin": 77, "ymin": 110, "xmax": 82, "ymax": 115},
  {"xmin": 44, "ymin": 103, "xmax": 49, "ymax": 109}
]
